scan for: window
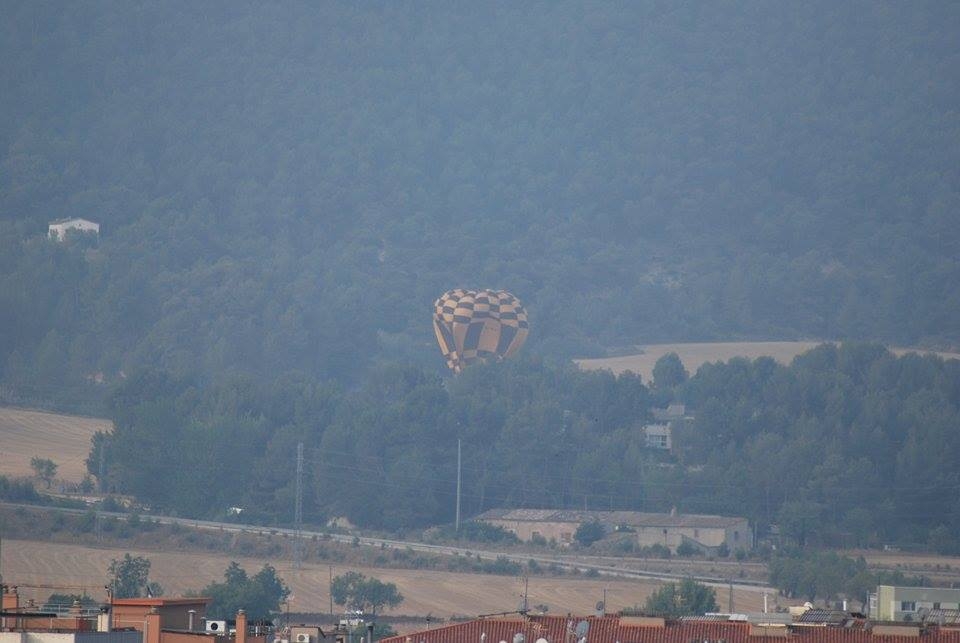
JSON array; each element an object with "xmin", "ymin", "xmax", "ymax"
[{"xmin": 901, "ymin": 601, "xmax": 916, "ymax": 612}]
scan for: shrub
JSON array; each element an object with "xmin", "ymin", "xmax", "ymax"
[
  {"xmin": 79, "ymin": 475, "xmax": 95, "ymax": 494},
  {"xmin": 676, "ymin": 541, "xmax": 697, "ymax": 557},
  {"xmin": 77, "ymin": 510, "xmax": 97, "ymax": 533},
  {"xmin": 638, "ymin": 543, "xmax": 671, "ymax": 558},
  {"xmin": 481, "ymin": 556, "xmax": 522, "ymax": 575},
  {"xmin": 431, "ymin": 521, "xmax": 520, "ymax": 544},
  {"xmin": 574, "ymin": 521, "xmax": 606, "ymax": 547},
  {"xmin": 51, "ymin": 512, "xmax": 66, "ymax": 531},
  {"xmin": 0, "ymin": 476, "xmax": 41, "ymax": 503},
  {"xmin": 100, "ymin": 496, "xmax": 123, "ymax": 512}
]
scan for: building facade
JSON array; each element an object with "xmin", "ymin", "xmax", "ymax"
[
  {"xmin": 871, "ymin": 585, "xmax": 960, "ymax": 621},
  {"xmin": 48, "ymin": 218, "xmax": 100, "ymax": 242},
  {"xmin": 109, "ymin": 599, "xmax": 210, "ymax": 633},
  {"xmin": 0, "ymin": 631, "xmax": 141, "ymax": 643},
  {"xmin": 1, "ymin": 590, "xmax": 263, "ymax": 643},
  {"xmin": 642, "ymin": 423, "xmax": 672, "ymax": 450}
]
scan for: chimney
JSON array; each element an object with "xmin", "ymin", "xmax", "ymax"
[
  {"xmin": 2, "ymin": 587, "xmax": 20, "ymax": 611},
  {"xmin": 2, "ymin": 587, "xmax": 19, "ymax": 629},
  {"xmin": 146, "ymin": 607, "xmax": 162, "ymax": 643},
  {"xmin": 236, "ymin": 609, "xmax": 248, "ymax": 643}
]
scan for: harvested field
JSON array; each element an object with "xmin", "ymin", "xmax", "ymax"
[
  {"xmin": 2, "ymin": 539, "xmax": 777, "ymax": 620},
  {"xmin": 576, "ymin": 342, "xmax": 960, "ymax": 382},
  {"xmin": 856, "ymin": 550, "xmax": 960, "ymax": 570},
  {"xmin": 0, "ymin": 407, "xmax": 111, "ymax": 483}
]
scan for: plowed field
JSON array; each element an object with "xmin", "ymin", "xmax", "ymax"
[
  {"xmin": 2, "ymin": 539, "xmax": 774, "ymax": 618},
  {"xmin": 576, "ymin": 342, "xmax": 960, "ymax": 382},
  {"xmin": 0, "ymin": 407, "xmax": 111, "ymax": 483}
]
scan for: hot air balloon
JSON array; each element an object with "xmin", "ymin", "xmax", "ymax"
[{"xmin": 433, "ymin": 288, "xmax": 529, "ymax": 373}]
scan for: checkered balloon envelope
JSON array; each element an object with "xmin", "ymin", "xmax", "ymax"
[{"xmin": 432, "ymin": 288, "xmax": 529, "ymax": 373}]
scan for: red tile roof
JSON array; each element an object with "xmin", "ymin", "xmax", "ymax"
[{"xmin": 382, "ymin": 616, "xmax": 960, "ymax": 643}]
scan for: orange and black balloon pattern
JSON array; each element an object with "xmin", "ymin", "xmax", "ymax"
[{"xmin": 432, "ymin": 289, "xmax": 529, "ymax": 373}]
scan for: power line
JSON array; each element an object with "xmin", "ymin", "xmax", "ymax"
[{"xmin": 303, "ymin": 447, "xmax": 960, "ymax": 493}]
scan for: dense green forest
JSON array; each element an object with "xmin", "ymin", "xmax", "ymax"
[
  {"xmin": 93, "ymin": 344, "xmax": 960, "ymax": 552},
  {"xmin": 3, "ymin": 4, "xmax": 959, "ymax": 555},
  {"xmin": 2, "ymin": 3, "xmax": 959, "ymax": 408}
]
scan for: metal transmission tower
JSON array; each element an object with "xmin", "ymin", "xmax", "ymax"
[{"xmin": 294, "ymin": 442, "xmax": 304, "ymax": 569}]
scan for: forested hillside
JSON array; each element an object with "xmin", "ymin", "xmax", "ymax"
[
  {"xmin": 95, "ymin": 344, "xmax": 960, "ymax": 552},
  {"xmin": 1, "ymin": 2, "xmax": 959, "ymax": 406}
]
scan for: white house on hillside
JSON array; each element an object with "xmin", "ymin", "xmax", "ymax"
[{"xmin": 48, "ymin": 217, "xmax": 100, "ymax": 242}]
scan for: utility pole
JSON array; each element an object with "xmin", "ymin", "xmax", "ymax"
[
  {"xmin": 96, "ymin": 444, "xmax": 106, "ymax": 542},
  {"xmin": 294, "ymin": 442, "xmax": 303, "ymax": 569},
  {"xmin": 455, "ymin": 439, "xmax": 462, "ymax": 532},
  {"xmin": 728, "ymin": 579, "xmax": 734, "ymax": 613},
  {"xmin": 329, "ymin": 565, "xmax": 333, "ymax": 617}
]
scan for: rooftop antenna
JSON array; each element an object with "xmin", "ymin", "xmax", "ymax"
[{"xmin": 575, "ymin": 620, "xmax": 589, "ymax": 643}]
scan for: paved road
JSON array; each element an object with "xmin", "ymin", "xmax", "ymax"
[{"xmin": 2, "ymin": 501, "xmax": 773, "ymax": 594}]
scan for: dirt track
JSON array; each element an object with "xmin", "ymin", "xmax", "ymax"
[
  {"xmin": 2, "ymin": 539, "xmax": 775, "ymax": 618},
  {"xmin": 0, "ymin": 407, "xmax": 111, "ymax": 483}
]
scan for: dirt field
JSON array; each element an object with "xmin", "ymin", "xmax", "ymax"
[
  {"xmin": 855, "ymin": 550, "xmax": 960, "ymax": 570},
  {"xmin": 0, "ymin": 407, "xmax": 111, "ymax": 484},
  {"xmin": 1, "ymin": 539, "xmax": 775, "ymax": 618},
  {"xmin": 576, "ymin": 341, "xmax": 960, "ymax": 382}
]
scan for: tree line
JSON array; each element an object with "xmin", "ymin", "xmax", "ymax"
[
  {"xmin": 2, "ymin": 2, "xmax": 959, "ymax": 413},
  {"xmin": 91, "ymin": 344, "xmax": 960, "ymax": 553}
]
